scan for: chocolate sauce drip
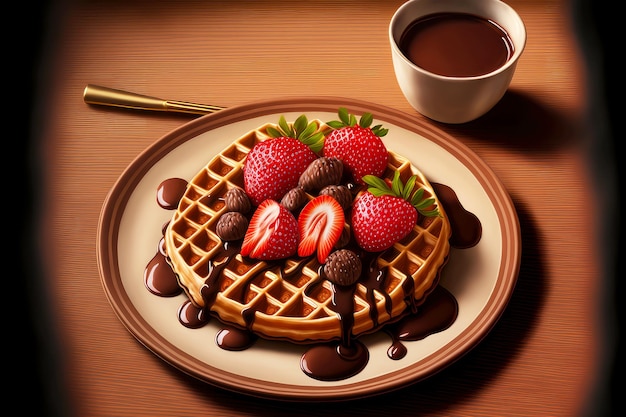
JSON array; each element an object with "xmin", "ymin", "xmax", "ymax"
[
  {"xmin": 144, "ymin": 237, "xmax": 181, "ymax": 297},
  {"xmin": 330, "ymin": 282, "xmax": 357, "ymax": 348},
  {"xmin": 433, "ymin": 183, "xmax": 482, "ymax": 248},
  {"xmin": 228, "ymin": 263, "xmax": 269, "ymax": 305},
  {"xmin": 385, "ymin": 286, "xmax": 458, "ymax": 360},
  {"xmin": 360, "ymin": 252, "xmax": 391, "ymax": 328},
  {"xmin": 199, "ymin": 241, "xmax": 240, "ymax": 306},
  {"xmin": 216, "ymin": 325, "xmax": 257, "ymax": 351},
  {"xmin": 239, "ymin": 264, "xmax": 281, "ymax": 329},
  {"xmin": 241, "ymin": 308, "xmax": 256, "ymax": 328},
  {"xmin": 238, "ymin": 258, "xmax": 310, "ymax": 329},
  {"xmin": 301, "ymin": 260, "xmax": 376, "ymax": 381},
  {"xmin": 402, "ymin": 273, "xmax": 417, "ymax": 313},
  {"xmin": 300, "ymin": 339, "xmax": 369, "ymax": 381},
  {"xmin": 156, "ymin": 178, "xmax": 188, "ymax": 210},
  {"xmin": 178, "ymin": 300, "xmax": 207, "ymax": 328},
  {"xmin": 304, "ymin": 270, "xmax": 324, "ymax": 298}
]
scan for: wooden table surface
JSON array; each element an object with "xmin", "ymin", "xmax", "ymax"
[{"xmin": 25, "ymin": 0, "xmax": 618, "ymax": 415}]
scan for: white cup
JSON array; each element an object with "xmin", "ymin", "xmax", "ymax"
[{"xmin": 389, "ymin": 0, "xmax": 526, "ymax": 124}]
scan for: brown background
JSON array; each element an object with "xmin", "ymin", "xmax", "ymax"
[{"xmin": 21, "ymin": 0, "xmax": 619, "ymax": 415}]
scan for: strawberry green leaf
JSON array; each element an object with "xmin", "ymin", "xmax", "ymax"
[
  {"xmin": 338, "ymin": 107, "xmax": 350, "ymax": 125},
  {"xmin": 410, "ymin": 188, "xmax": 424, "ymax": 206},
  {"xmin": 371, "ymin": 125, "xmax": 389, "ymax": 137},
  {"xmin": 411, "ymin": 189, "xmax": 440, "ymax": 217},
  {"xmin": 349, "ymin": 113, "xmax": 357, "ymax": 126},
  {"xmin": 419, "ymin": 208, "xmax": 441, "ymax": 217},
  {"xmin": 370, "ymin": 188, "xmax": 396, "ymax": 197},
  {"xmin": 299, "ymin": 119, "xmax": 317, "ymax": 139},
  {"xmin": 278, "ymin": 115, "xmax": 293, "ymax": 137},
  {"xmin": 300, "ymin": 132, "xmax": 325, "ymax": 153},
  {"xmin": 403, "ymin": 175, "xmax": 417, "ymax": 200},
  {"xmin": 367, "ymin": 189, "xmax": 387, "ymax": 197},
  {"xmin": 326, "ymin": 120, "xmax": 344, "ymax": 129},
  {"xmin": 266, "ymin": 126, "xmax": 283, "ymax": 138},
  {"xmin": 415, "ymin": 197, "xmax": 435, "ymax": 209},
  {"xmin": 363, "ymin": 175, "xmax": 394, "ymax": 196},
  {"xmin": 391, "ymin": 171, "xmax": 403, "ymax": 196},
  {"xmin": 362, "ymin": 174, "xmax": 390, "ymax": 190},
  {"xmin": 293, "ymin": 114, "xmax": 308, "ymax": 136},
  {"xmin": 359, "ymin": 112, "xmax": 373, "ymax": 129}
]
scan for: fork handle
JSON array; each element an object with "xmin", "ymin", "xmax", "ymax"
[{"xmin": 83, "ymin": 84, "xmax": 224, "ymax": 115}]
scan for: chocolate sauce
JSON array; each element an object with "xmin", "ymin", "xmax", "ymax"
[
  {"xmin": 433, "ymin": 183, "xmax": 482, "ymax": 248},
  {"xmin": 385, "ymin": 286, "xmax": 458, "ymax": 360},
  {"xmin": 301, "ymin": 340, "xmax": 369, "ymax": 381},
  {"xmin": 399, "ymin": 12, "xmax": 514, "ymax": 77},
  {"xmin": 145, "ymin": 176, "xmax": 483, "ymax": 382},
  {"xmin": 144, "ymin": 178, "xmax": 188, "ymax": 296},
  {"xmin": 156, "ymin": 178, "xmax": 188, "ymax": 210},
  {"xmin": 401, "ymin": 271, "xmax": 417, "ymax": 313},
  {"xmin": 178, "ymin": 300, "xmax": 207, "ymax": 328},
  {"xmin": 199, "ymin": 242, "xmax": 240, "ymax": 308},
  {"xmin": 144, "ymin": 238, "xmax": 182, "ymax": 297},
  {"xmin": 300, "ymin": 305, "xmax": 370, "ymax": 380},
  {"xmin": 216, "ymin": 326, "xmax": 257, "ymax": 351},
  {"xmin": 361, "ymin": 252, "xmax": 391, "ymax": 328}
]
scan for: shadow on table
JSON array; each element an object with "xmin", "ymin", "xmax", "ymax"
[{"xmin": 442, "ymin": 88, "xmax": 585, "ymax": 153}]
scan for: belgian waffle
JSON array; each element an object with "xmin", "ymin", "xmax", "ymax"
[{"xmin": 164, "ymin": 120, "xmax": 451, "ymax": 343}]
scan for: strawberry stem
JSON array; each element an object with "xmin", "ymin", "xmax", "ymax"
[
  {"xmin": 267, "ymin": 114, "xmax": 326, "ymax": 153},
  {"xmin": 327, "ymin": 108, "xmax": 389, "ymax": 137},
  {"xmin": 362, "ymin": 173, "xmax": 440, "ymax": 218}
]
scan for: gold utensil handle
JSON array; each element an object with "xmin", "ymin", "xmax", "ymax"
[{"xmin": 83, "ymin": 84, "xmax": 225, "ymax": 115}]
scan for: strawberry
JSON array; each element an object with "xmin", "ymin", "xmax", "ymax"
[
  {"xmin": 243, "ymin": 115, "xmax": 324, "ymax": 206},
  {"xmin": 323, "ymin": 108, "xmax": 389, "ymax": 185},
  {"xmin": 351, "ymin": 172, "xmax": 440, "ymax": 252},
  {"xmin": 297, "ymin": 195, "xmax": 345, "ymax": 263},
  {"xmin": 240, "ymin": 199, "xmax": 299, "ymax": 260}
]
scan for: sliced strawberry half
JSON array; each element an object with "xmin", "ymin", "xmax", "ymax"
[
  {"xmin": 297, "ymin": 195, "xmax": 345, "ymax": 263},
  {"xmin": 240, "ymin": 199, "xmax": 298, "ymax": 260}
]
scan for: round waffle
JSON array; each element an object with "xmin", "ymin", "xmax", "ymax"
[{"xmin": 164, "ymin": 120, "xmax": 451, "ymax": 343}]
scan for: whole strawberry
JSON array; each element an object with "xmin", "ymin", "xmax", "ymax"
[
  {"xmin": 244, "ymin": 115, "xmax": 324, "ymax": 206},
  {"xmin": 323, "ymin": 108, "xmax": 389, "ymax": 185},
  {"xmin": 351, "ymin": 172, "xmax": 440, "ymax": 252}
]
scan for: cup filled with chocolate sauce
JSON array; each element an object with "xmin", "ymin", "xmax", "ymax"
[{"xmin": 389, "ymin": 0, "xmax": 526, "ymax": 124}]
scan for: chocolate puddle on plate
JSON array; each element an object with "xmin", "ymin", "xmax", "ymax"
[{"xmin": 144, "ymin": 178, "xmax": 481, "ymax": 381}]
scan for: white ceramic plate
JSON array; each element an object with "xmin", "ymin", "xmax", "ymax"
[{"xmin": 97, "ymin": 97, "xmax": 521, "ymax": 401}]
